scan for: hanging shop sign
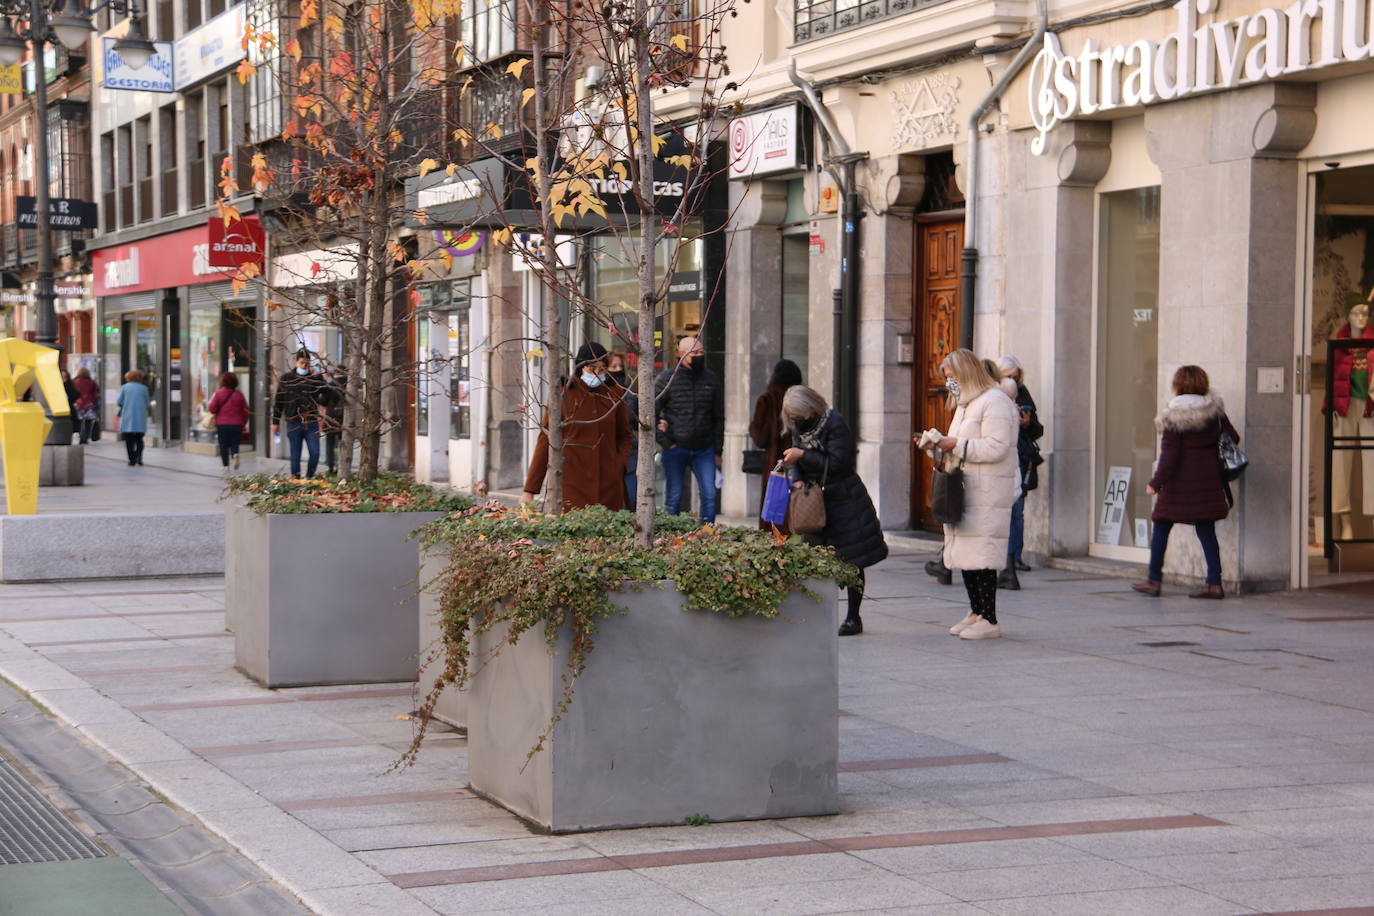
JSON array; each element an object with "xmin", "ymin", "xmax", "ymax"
[
  {"xmin": 728, "ymin": 104, "xmax": 806, "ymax": 179},
  {"xmin": 16, "ymin": 196, "xmax": 98, "ymax": 230},
  {"xmin": 174, "ymin": 5, "xmax": 247, "ymax": 90},
  {"xmin": 405, "ymin": 158, "xmax": 506, "ymax": 227},
  {"xmin": 0, "ymin": 64, "xmax": 21, "ymax": 94},
  {"xmin": 206, "ymin": 215, "xmax": 266, "ymax": 269},
  {"xmin": 1030, "ymin": 0, "xmax": 1374, "ymax": 154},
  {"xmin": 102, "ymin": 38, "xmax": 175, "ymax": 92}
]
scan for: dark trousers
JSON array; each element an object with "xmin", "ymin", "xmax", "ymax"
[
  {"xmin": 286, "ymin": 421, "xmax": 320, "ymax": 478},
  {"xmin": 1148, "ymin": 520, "xmax": 1221, "ymax": 586},
  {"xmin": 78, "ymin": 417, "xmax": 97, "ymax": 444},
  {"xmin": 216, "ymin": 424, "xmax": 243, "ymax": 467},
  {"xmin": 324, "ymin": 431, "xmax": 341, "ymax": 473},
  {"xmin": 961, "ymin": 569, "xmax": 998, "ymax": 623},
  {"xmin": 122, "ymin": 432, "xmax": 145, "ymax": 465}
]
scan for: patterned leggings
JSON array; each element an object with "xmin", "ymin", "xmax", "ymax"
[{"xmin": 961, "ymin": 569, "xmax": 998, "ymax": 624}]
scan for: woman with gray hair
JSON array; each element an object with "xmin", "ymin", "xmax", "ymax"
[
  {"xmin": 779, "ymin": 385, "xmax": 888, "ymax": 636},
  {"xmin": 996, "ymin": 355, "xmax": 1044, "ymax": 589}
]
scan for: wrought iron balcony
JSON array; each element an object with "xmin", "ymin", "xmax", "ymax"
[{"xmin": 793, "ymin": 0, "xmax": 949, "ymax": 43}]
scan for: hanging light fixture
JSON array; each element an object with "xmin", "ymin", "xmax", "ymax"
[
  {"xmin": 110, "ymin": 14, "xmax": 154, "ymax": 69},
  {"xmin": 0, "ymin": 17, "xmax": 26, "ymax": 67},
  {"xmin": 48, "ymin": 0, "xmax": 94, "ymax": 51}
]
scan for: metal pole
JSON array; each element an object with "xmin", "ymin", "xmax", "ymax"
[{"xmin": 29, "ymin": 0, "xmax": 55, "ymax": 350}]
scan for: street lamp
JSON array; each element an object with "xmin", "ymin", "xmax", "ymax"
[{"xmin": 0, "ymin": 0, "xmax": 152, "ymax": 440}]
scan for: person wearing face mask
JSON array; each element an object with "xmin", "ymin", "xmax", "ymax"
[
  {"xmin": 521, "ymin": 342, "xmax": 632, "ymax": 511},
  {"xmin": 778, "ymin": 385, "xmax": 887, "ymax": 636},
  {"xmin": 271, "ymin": 350, "xmax": 328, "ymax": 478},
  {"xmin": 654, "ymin": 336, "xmax": 724, "ymax": 524}
]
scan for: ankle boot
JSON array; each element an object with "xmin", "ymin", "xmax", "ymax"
[
  {"xmin": 1189, "ymin": 584, "xmax": 1224, "ymax": 600},
  {"xmin": 924, "ymin": 559, "xmax": 953, "ymax": 586},
  {"xmin": 1132, "ymin": 580, "xmax": 1161, "ymax": 597},
  {"xmin": 838, "ymin": 614, "xmax": 863, "ymax": 636},
  {"xmin": 997, "ymin": 566, "xmax": 1020, "ymax": 591}
]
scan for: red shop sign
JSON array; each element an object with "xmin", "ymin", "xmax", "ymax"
[
  {"xmin": 207, "ymin": 215, "xmax": 265, "ymax": 269},
  {"xmin": 92, "ymin": 222, "xmax": 242, "ymax": 297}
]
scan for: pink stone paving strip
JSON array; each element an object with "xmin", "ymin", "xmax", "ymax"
[
  {"xmin": 129, "ymin": 686, "xmax": 414, "ymax": 712},
  {"xmin": 279, "ymin": 790, "xmax": 474, "ymax": 812},
  {"xmin": 1292, "ymin": 616, "xmax": 1374, "ymax": 623},
  {"xmin": 1264, "ymin": 909, "xmax": 1374, "ymax": 916},
  {"xmin": 387, "ymin": 815, "xmax": 1227, "ymax": 888},
  {"xmin": 839, "ymin": 753, "xmax": 1010, "ymax": 772},
  {"xmin": 27, "ymin": 633, "xmax": 232, "ymax": 647}
]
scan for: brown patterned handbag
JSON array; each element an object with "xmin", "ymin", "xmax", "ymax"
[{"xmin": 787, "ymin": 457, "xmax": 829, "ymax": 534}]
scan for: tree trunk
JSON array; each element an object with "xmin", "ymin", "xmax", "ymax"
[{"xmin": 633, "ymin": 0, "xmax": 659, "ymax": 546}]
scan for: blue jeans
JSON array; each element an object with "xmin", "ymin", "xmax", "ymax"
[
  {"xmin": 661, "ymin": 445, "xmax": 717, "ymax": 523},
  {"xmin": 286, "ymin": 420, "xmax": 320, "ymax": 478},
  {"xmin": 625, "ymin": 465, "xmax": 637, "ymax": 509},
  {"xmin": 1148, "ymin": 519, "xmax": 1221, "ymax": 586},
  {"xmin": 1008, "ymin": 494, "xmax": 1026, "ymax": 562}
]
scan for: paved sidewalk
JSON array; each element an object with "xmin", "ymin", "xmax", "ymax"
[{"xmin": 3, "ymin": 557, "xmax": 1374, "ymax": 914}]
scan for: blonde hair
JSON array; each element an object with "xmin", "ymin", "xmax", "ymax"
[
  {"xmin": 941, "ymin": 349, "xmax": 996, "ymax": 405},
  {"xmin": 780, "ymin": 385, "xmax": 829, "ymax": 426}
]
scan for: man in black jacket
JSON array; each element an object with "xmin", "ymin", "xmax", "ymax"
[
  {"xmin": 271, "ymin": 350, "xmax": 328, "ymax": 477},
  {"xmin": 654, "ymin": 336, "xmax": 723, "ymax": 523}
]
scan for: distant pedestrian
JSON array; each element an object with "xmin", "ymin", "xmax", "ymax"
[
  {"xmin": 271, "ymin": 351, "xmax": 328, "ymax": 478},
  {"xmin": 936, "ymin": 348, "xmax": 1019, "ymax": 640},
  {"xmin": 655, "ymin": 336, "xmax": 723, "ymax": 524},
  {"xmin": 521, "ymin": 342, "xmax": 632, "ymax": 511},
  {"xmin": 206, "ymin": 371, "xmax": 249, "ymax": 472},
  {"xmin": 606, "ymin": 351, "xmax": 638, "ymax": 506},
  {"xmin": 116, "ymin": 369, "xmax": 151, "ymax": 467},
  {"xmin": 72, "ymin": 368, "xmax": 100, "ymax": 444},
  {"xmin": 321, "ymin": 372, "xmax": 346, "ymax": 475},
  {"xmin": 750, "ymin": 359, "xmax": 803, "ymax": 532},
  {"xmin": 779, "ymin": 385, "xmax": 888, "ymax": 636},
  {"xmin": 1133, "ymin": 365, "xmax": 1237, "ymax": 599},
  {"xmin": 996, "ymin": 355, "xmax": 1044, "ymax": 590}
]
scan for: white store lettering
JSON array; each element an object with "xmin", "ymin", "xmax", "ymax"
[
  {"xmin": 103, "ymin": 249, "xmax": 140, "ymax": 289},
  {"xmin": 1030, "ymin": 0, "xmax": 1374, "ymax": 154}
]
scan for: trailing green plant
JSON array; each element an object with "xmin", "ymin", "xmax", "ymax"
[
  {"xmin": 397, "ymin": 502, "xmax": 858, "ymax": 769},
  {"xmin": 223, "ymin": 472, "xmax": 473, "ymax": 515}
]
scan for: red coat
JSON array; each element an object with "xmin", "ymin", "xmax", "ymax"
[
  {"xmin": 749, "ymin": 385, "xmax": 792, "ymax": 531},
  {"xmin": 1148, "ymin": 394, "xmax": 1237, "ymax": 524},
  {"xmin": 208, "ymin": 387, "xmax": 250, "ymax": 426},
  {"xmin": 1324, "ymin": 322, "xmax": 1374, "ymax": 419},
  {"xmin": 524, "ymin": 379, "xmax": 631, "ymax": 511}
]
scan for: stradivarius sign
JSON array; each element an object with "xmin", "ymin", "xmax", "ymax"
[{"xmin": 1029, "ymin": 0, "xmax": 1374, "ymax": 154}]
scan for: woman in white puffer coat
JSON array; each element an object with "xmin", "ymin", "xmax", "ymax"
[{"xmin": 934, "ymin": 349, "xmax": 1020, "ymax": 640}]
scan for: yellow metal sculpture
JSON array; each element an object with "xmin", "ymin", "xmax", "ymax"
[{"xmin": 0, "ymin": 339, "xmax": 69, "ymax": 515}]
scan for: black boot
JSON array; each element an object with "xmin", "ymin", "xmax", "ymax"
[
  {"xmin": 924, "ymin": 559, "xmax": 953, "ymax": 586},
  {"xmin": 838, "ymin": 614, "xmax": 863, "ymax": 636},
  {"xmin": 997, "ymin": 566, "xmax": 1021, "ymax": 591}
]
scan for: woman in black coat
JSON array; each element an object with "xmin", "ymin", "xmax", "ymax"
[
  {"xmin": 1133, "ymin": 365, "xmax": 1238, "ymax": 599},
  {"xmin": 779, "ymin": 385, "xmax": 888, "ymax": 636}
]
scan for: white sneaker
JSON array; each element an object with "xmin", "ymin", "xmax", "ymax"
[
  {"xmin": 949, "ymin": 612, "xmax": 979, "ymax": 636},
  {"xmin": 959, "ymin": 618, "xmax": 1002, "ymax": 640},
  {"xmin": 232, "ymin": 453, "xmax": 240, "ymax": 470}
]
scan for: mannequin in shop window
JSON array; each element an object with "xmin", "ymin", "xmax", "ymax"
[{"xmin": 1325, "ymin": 295, "xmax": 1374, "ymax": 540}]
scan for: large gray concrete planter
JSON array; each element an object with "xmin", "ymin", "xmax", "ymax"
[
  {"xmin": 417, "ymin": 550, "xmax": 467, "ymax": 730},
  {"xmin": 467, "ymin": 581, "xmax": 839, "ymax": 832},
  {"xmin": 227, "ymin": 505, "xmax": 442, "ymax": 687}
]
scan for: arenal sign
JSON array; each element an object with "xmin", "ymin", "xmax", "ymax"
[
  {"xmin": 17, "ymin": 196, "xmax": 98, "ymax": 230},
  {"xmin": 206, "ymin": 215, "xmax": 266, "ymax": 269},
  {"xmin": 1030, "ymin": 0, "xmax": 1374, "ymax": 154}
]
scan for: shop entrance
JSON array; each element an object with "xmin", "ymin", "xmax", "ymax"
[{"xmin": 910, "ymin": 217, "xmax": 962, "ymax": 530}]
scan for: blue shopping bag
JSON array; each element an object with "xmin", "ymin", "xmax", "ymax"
[{"xmin": 761, "ymin": 466, "xmax": 791, "ymax": 526}]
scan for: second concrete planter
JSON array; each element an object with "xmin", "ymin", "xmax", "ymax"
[
  {"xmin": 227, "ymin": 505, "xmax": 441, "ymax": 687},
  {"xmin": 417, "ymin": 550, "xmax": 468, "ymax": 730}
]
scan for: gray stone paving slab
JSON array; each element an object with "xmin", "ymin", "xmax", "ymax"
[
  {"xmin": 408, "ymin": 870, "xmax": 694, "ymax": 914},
  {"xmin": 913, "ymin": 859, "xmax": 1173, "ymax": 902},
  {"xmin": 681, "ymin": 873, "xmax": 960, "ymax": 915},
  {"xmin": 846, "ymin": 837, "xmax": 1094, "ymax": 875},
  {"xmin": 1196, "ymin": 873, "xmax": 1374, "ymax": 911},
  {"xmin": 297, "ymin": 883, "xmax": 442, "ymax": 916},
  {"xmin": 974, "ymin": 885, "xmax": 1259, "ymax": 916}
]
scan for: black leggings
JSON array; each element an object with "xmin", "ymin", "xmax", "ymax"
[
  {"xmin": 216, "ymin": 424, "xmax": 243, "ymax": 467},
  {"xmin": 961, "ymin": 569, "xmax": 998, "ymax": 624},
  {"xmin": 846, "ymin": 569, "xmax": 866, "ymax": 620},
  {"xmin": 123, "ymin": 432, "xmax": 145, "ymax": 465}
]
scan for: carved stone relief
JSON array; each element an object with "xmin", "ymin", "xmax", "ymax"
[{"xmin": 889, "ymin": 73, "xmax": 960, "ymax": 153}]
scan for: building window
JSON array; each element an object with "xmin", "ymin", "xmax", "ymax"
[
  {"xmin": 186, "ymin": 90, "xmax": 206, "ymax": 208},
  {"xmin": 247, "ymin": 0, "xmax": 285, "ymax": 142},
  {"xmin": 459, "ymin": 0, "xmax": 516, "ymax": 66},
  {"xmin": 416, "ymin": 279, "xmax": 472, "ymax": 438},
  {"xmin": 160, "ymin": 104, "xmax": 178, "ymax": 216},
  {"xmin": 135, "ymin": 115, "xmax": 153, "ymax": 222},
  {"xmin": 116, "ymin": 124, "xmax": 133, "ymax": 227},
  {"xmin": 793, "ymin": 0, "xmax": 945, "ymax": 43},
  {"xmin": 1094, "ymin": 186, "xmax": 1161, "ymax": 553},
  {"xmin": 100, "ymin": 131, "xmax": 115, "ymax": 231}
]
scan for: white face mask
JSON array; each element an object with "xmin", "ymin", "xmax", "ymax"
[
  {"xmin": 580, "ymin": 371, "xmax": 603, "ymax": 389},
  {"xmin": 945, "ymin": 376, "xmax": 962, "ymax": 398},
  {"xmin": 295, "ymin": 367, "xmax": 310, "ymax": 376}
]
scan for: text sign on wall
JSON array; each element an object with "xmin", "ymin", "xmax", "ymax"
[
  {"xmin": 102, "ymin": 38, "xmax": 175, "ymax": 92},
  {"xmin": 0, "ymin": 64, "xmax": 21, "ymax": 94},
  {"xmin": 1096, "ymin": 466, "xmax": 1133, "ymax": 546},
  {"xmin": 16, "ymin": 196, "xmax": 98, "ymax": 230},
  {"xmin": 174, "ymin": 5, "xmax": 246, "ymax": 90},
  {"xmin": 728, "ymin": 104, "xmax": 803, "ymax": 179},
  {"xmin": 206, "ymin": 216, "xmax": 266, "ymax": 269}
]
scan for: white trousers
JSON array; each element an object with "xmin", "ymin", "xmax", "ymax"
[{"xmin": 1331, "ymin": 411, "xmax": 1374, "ymax": 516}]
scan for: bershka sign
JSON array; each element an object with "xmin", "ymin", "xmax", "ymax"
[
  {"xmin": 1029, "ymin": 0, "xmax": 1374, "ymax": 154},
  {"xmin": 206, "ymin": 216, "xmax": 265, "ymax": 269}
]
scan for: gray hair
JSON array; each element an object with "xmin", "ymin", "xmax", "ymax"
[{"xmin": 781, "ymin": 385, "xmax": 829, "ymax": 424}]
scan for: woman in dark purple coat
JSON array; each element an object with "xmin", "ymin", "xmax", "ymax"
[{"xmin": 1133, "ymin": 365, "xmax": 1238, "ymax": 599}]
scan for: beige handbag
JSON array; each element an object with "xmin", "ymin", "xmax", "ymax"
[
  {"xmin": 787, "ymin": 479, "xmax": 827, "ymax": 534},
  {"xmin": 200, "ymin": 410, "xmax": 218, "ymax": 430}
]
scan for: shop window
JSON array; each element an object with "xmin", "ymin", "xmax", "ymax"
[
  {"xmin": 1093, "ymin": 186, "xmax": 1160, "ymax": 553},
  {"xmin": 459, "ymin": 0, "xmax": 517, "ymax": 66},
  {"xmin": 588, "ymin": 229, "xmax": 703, "ymax": 371},
  {"xmin": 416, "ymin": 316, "xmax": 430, "ymax": 433}
]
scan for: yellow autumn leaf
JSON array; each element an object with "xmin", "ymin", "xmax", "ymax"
[
  {"xmin": 525, "ymin": 347, "xmax": 545, "ymax": 360},
  {"xmin": 492, "ymin": 227, "xmax": 512, "ymax": 245},
  {"xmin": 418, "ymin": 158, "xmax": 439, "ymax": 179},
  {"xmin": 451, "ymin": 127, "xmax": 472, "ymax": 143},
  {"xmin": 234, "ymin": 60, "xmax": 257, "ymax": 85},
  {"xmin": 506, "ymin": 58, "xmax": 530, "ymax": 79},
  {"xmin": 438, "ymin": 249, "xmax": 453, "ymax": 271},
  {"xmin": 665, "ymin": 154, "xmax": 693, "ymax": 169},
  {"xmin": 389, "ymin": 128, "xmax": 405, "ymax": 145},
  {"xmin": 323, "ymin": 13, "xmax": 344, "ymax": 38},
  {"xmin": 521, "ymin": 87, "xmax": 535, "ymax": 108},
  {"xmin": 445, "ymin": 163, "xmax": 458, "ymax": 176},
  {"xmin": 485, "ymin": 122, "xmax": 503, "ymax": 140},
  {"xmin": 651, "ymin": 134, "xmax": 666, "ymax": 155},
  {"xmin": 668, "ymin": 33, "xmax": 688, "ymax": 51}
]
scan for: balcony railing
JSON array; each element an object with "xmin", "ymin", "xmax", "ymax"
[{"xmin": 792, "ymin": 0, "xmax": 946, "ymax": 42}]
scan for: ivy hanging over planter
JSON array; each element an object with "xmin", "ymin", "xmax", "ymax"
[
  {"xmin": 223, "ymin": 472, "xmax": 474, "ymax": 515},
  {"xmin": 398, "ymin": 503, "xmax": 859, "ymax": 768}
]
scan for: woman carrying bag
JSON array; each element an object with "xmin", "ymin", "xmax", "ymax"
[
  {"xmin": 930, "ymin": 349, "xmax": 1019, "ymax": 640},
  {"xmin": 777, "ymin": 385, "xmax": 887, "ymax": 636}
]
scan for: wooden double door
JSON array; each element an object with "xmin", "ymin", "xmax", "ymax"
[{"xmin": 910, "ymin": 217, "xmax": 963, "ymax": 530}]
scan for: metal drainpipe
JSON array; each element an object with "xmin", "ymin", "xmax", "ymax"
[
  {"xmin": 960, "ymin": 0, "xmax": 1049, "ymax": 349},
  {"xmin": 788, "ymin": 61, "xmax": 866, "ymax": 424}
]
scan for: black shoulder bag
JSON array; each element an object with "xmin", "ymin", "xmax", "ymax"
[{"xmin": 930, "ymin": 442, "xmax": 968, "ymax": 525}]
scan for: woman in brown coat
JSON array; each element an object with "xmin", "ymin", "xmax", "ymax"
[
  {"xmin": 749, "ymin": 359, "xmax": 802, "ymax": 530},
  {"xmin": 521, "ymin": 342, "xmax": 632, "ymax": 511}
]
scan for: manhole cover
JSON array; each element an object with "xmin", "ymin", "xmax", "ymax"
[
  {"xmin": 1138, "ymin": 641, "xmax": 1200, "ymax": 647},
  {"xmin": 0, "ymin": 759, "xmax": 106, "ymax": 865}
]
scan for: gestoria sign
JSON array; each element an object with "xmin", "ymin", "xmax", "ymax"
[{"xmin": 1030, "ymin": 0, "xmax": 1374, "ymax": 153}]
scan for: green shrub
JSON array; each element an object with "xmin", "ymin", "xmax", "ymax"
[{"xmin": 224, "ymin": 472, "xmax": 473, "ymax": 515}]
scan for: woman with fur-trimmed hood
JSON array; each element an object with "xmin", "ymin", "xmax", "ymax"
[{"xmin": 1132, "ymin": 365, "xmax": 1238, "ymax": 600}]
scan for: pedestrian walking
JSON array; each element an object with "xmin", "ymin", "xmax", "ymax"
[
  {"xmin": 271, "ymin": 351, "xmax": 328, "ymax": 478},
  {"xmin": 116, "ymin": 369, "xmax": 151, "ymax": 467},
  {"xmin": 996, "ymin": 355, "xmax": 1044, "ymax": 590},
  {"xmin": 935, "ymin": 348, "xmax": 1019, "ymax": 640},
  {"xmin": 1132, "ymin": 365, "xmax": 1238, "ymax": 599},
  {"xmin": 206, "ymin": 371, "xmax": 250, "ymax": 472},
  {"xmin": 606, "ymin": 351, "xmax": 639, "ymax": 506},
  {"xmin": 321, "ymin": 372, "xmax": 346, "ymax": 475},
  {"xmin": 522, "ymin": 342, "xmax": 632, "ymax": 511},
  {"xmin": 72, "ymin": 368, "xmax": 100, "ymax": 444},
  {"xmin": 779, "ymin": 385, "xmax": 888, "ymax": 636},
  {"xmin": 654, "ymin": 336, "xmax": 723, "ymax": 524},
  {"xmin": 750, "ymin": 359, "xmax": 803, "ymax": 532}
]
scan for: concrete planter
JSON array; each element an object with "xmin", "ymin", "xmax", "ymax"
[
  {"xmin": 467, "ymin": 581, "xmax": 839, "ymax": 832},
  {"xmin": 417, "ymin": 550, "xmax": 468, "ymax": 730},
  {"xmin": 227, "ymin": 505, "xmax": 441, "ymax": 687}
]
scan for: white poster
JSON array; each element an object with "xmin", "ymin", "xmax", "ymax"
[
  {"xmin": 102, "ymin": 39, "xmax": 174, "ymax": 92},
  {"xmin": 174, "ymin": 5, "xmax": 246, "ymax": 90},
  {"xmin": 728, "ymin": 104, "xmax": 801, "ymax": 179},
  {"xmin": 1096, "ymin": 466, "xmax": 1132, "ymax": 546}
]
